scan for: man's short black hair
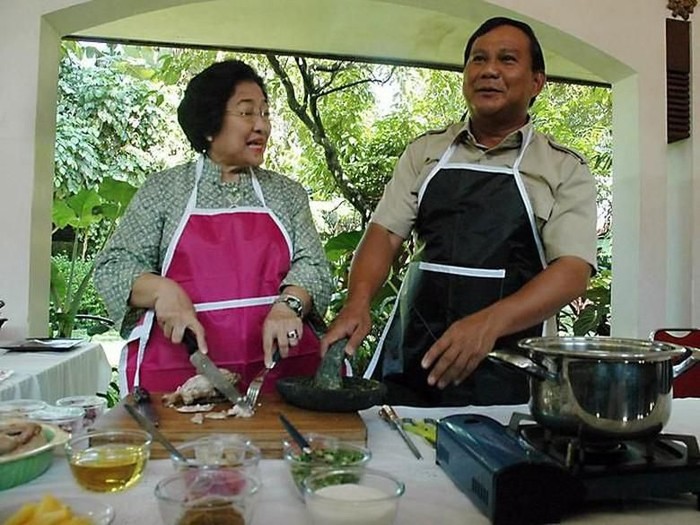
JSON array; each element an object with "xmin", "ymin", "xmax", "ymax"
[
  {"xmin": 463, "ymin": 16, "xmax": 546, "ymax": 74},
  {"xmin": 177, "ymin": 59, "xmax": 268, "ymax": 152}
]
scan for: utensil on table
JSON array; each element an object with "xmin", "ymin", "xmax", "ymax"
[
  {"xmin": 124, "ymin": 402, "xmax": 188, "ymax": 464},
  {"xmin": 401, "ymin": 417, "xmax": 437, "ymax": 447},
  {"xmin": 279, "ymin": 413, "xmax": 313, "ymax": 455},
  {"xmin": 379, "ymin": 405, "xmax": 422, "ymax": 459},
  {"xmin": 132, "ymin": 385, "xmax": 159, "ymax": 426},
  {"xmin": 182, "ymin": 329, "xmax": 250, "ymax": 412},
  {"xmin": 245, "ymin": 345, "xmax": 281, "ymax": 410}
]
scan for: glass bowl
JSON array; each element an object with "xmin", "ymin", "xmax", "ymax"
[
  {"xmin": 0, "ymin": 495, "xmax": 114, "ymax": 525},
  {"xmin": 172, "ymin": 434, "xmax": 262, "ymax": 483},
  {"xmin": 283, "ymin": 433, "xmax": 371, "ymax": 496},
  {"xmin": 56, "ymin": 395, "xmax": 107, "ymax": 430},
  {"xmin": 65, "ymin": 429, "xmax": 151, "ymax": 493},
  {"xmin": 155, "ymin": 469, "xmax": 260, "ymax": 525},
  {"xmin": 303, "ymin": 467, "xmax": 405, "ymax": 525},
  {"xmin": 28, "ymin": 405, "xmax": 84, "ymax": 435}
]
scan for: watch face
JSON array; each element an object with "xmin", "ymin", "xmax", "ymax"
[{"xmin": 279, "ymin": 294, "xmax": 303, "ymax": 317}]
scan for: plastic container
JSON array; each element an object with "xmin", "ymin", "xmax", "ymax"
[
  {"xmin": 0, "ymin": 399, "xmax": 47, "ymax": 419},
  {"xmin": 28, "ymin": 405, "xmax": 84, "ymax": 435},
  {"xmin": 56, "ymin": 395, "xmax": 107, "ymax": 429}
]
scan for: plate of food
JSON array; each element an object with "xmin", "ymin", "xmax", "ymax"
[
  {"xmin": 0, "ymin": 494, "xmax": 114, "ymax": 524},
  {"xmin": 0, "ymin": 420, "xmax": 70, "ymax": 490}
]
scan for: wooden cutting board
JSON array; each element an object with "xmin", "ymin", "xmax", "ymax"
[{"xmin": 92, "ymin": 392, "xmax": 367, "ymax": 459}]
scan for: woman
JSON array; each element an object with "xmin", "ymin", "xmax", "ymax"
[{"xmin": 95, "ymin": 60, "xmax": 332, "ymax": 396}]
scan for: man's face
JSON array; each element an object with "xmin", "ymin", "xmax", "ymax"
[{"xmin": 463, "ymin": 25, "xmax": 545, "ymax": 125}]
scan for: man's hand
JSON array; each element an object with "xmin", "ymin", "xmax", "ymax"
[
  {"xmin": 420, "ymin": 256, "xmax": 591, "ymax": 388},
  {"xmin": 421, "ymin": 309, "xmax": 499, "ymax": 388},
  {"xmin": 320, "ymin": 300, "xmax": 373, "ymax": 357}
]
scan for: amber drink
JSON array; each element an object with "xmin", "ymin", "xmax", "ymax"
[{"xmin": 66, "ymin": 430, "xmax": 151, "ymax": 493}]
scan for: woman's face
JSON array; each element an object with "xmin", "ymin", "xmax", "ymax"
[{"xmin": 208, "ymin": 80, "xmax": 271, "ymax": 169}]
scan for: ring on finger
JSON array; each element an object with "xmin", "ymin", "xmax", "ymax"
[{"xmin": 287, "ymin": 329, "xmax": 299, "ymax": 339}]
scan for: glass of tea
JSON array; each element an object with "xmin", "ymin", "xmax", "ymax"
[{"xmin": 65, "ymin": 429, "xmax": 152, "ymax": 493}]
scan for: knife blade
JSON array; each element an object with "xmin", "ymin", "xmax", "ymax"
[
  {"xmin": 182, "ymin": 329, "xmax": 250, "ymax": 412},
  {"xmin": 131, "ymin": 386, "xmax": 159, "ymax": 427}
]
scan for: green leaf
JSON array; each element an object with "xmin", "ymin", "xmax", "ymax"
[
  {"xmin": 324, "ymin": 230, "xmax": 363, "ymax": 262},
  {"xmin": 573, "ymin": 304, "xmax": 599, "ymax": 335}
]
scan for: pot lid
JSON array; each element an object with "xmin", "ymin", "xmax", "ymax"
[{"xmin": 518, "ymin": 336, "xmax": 688, "ymax": 361}]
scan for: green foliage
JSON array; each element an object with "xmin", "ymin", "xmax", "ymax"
[
  {"xmin": 97, "ymin": 368, "xmax": 121, "ymax": 408},
  {"xmin": 53, "ymin": 42, "xmax": 613, "ymax": 364},
  {"xmin": 55, "ymin": 42, "xmax": 178, "ymax": 197},
  {"xmin": 322, "ymin": 230, "xmax": 401, "ymax": 373},
  {"xmin": 50, "ymin": 179, "xmax": 137, "ymax": 337}
]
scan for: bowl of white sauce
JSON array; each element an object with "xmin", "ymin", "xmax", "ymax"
[{"xmin": 302, "ymin": 467, "xmax": 405, "ymax": 525}]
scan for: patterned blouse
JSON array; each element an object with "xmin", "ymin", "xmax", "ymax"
[{"xmin": 94, "ymin": 156, "xmax": 332, "ymax": 337}]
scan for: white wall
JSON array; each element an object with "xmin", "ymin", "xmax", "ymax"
[{"xmin": 0, "ymin": 0, "xmax": 696, "ymax": 340}]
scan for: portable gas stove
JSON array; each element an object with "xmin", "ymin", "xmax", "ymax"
[{"xmin": 436, "ymin": 413, "xmax": 700, "ymax": 524}]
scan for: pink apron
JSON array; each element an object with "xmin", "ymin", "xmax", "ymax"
[{"xmin": 119, "ymin": 157, "xmax": 320, "ymax": 394}]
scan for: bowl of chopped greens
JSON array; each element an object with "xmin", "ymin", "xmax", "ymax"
[{"xmin": 283, "ymin": 434, "xmax": 371, "ymax": 496}]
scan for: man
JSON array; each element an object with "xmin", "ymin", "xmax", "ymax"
[{"xmin": 321, "ymin": 17, "xmax": 597, "ymax": 406}]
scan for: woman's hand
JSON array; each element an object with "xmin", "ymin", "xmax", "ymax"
[
  {"xmin": 262, "ymin": 303, "xmax": 303, "ymax": 366},
  {"xmin": 131, "ymin": 273, "xmax": 208, "ymax": 353}
]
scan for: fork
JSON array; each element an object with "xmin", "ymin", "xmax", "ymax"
[{"xmin": 245, "ymin": 346, "xmax": 281, "ymax": 410}]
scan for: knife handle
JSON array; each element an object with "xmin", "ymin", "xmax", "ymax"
[
  {"xmin": 279, "ymin": 413, "xmax": 313, "ymax": 455},
  {"xmin": 182, "ymin": 328, "xmax": 198, "ymax": 355}
]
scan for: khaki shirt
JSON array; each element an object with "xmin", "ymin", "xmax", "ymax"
[{"xmin": 372, "ymin": 120, "xmax": 598, "ymax": 270}]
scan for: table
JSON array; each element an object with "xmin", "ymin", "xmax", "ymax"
[
  {"xmin": 3, "ymin": 399, "xmax": 700, "ymax": 524},
  {"xmin": 0, "ymin": 342, "xmax": 113, "ymax": 403}
]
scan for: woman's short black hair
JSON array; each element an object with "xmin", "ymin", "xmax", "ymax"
[
  {"xmin": 463, "ymin": 17, "xmax": 546, "ymax": 74},
  {"xmin": 177, "ymin": 59, "xmax": 268, "ymax": 152}
]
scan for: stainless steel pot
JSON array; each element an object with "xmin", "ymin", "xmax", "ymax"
[{"xmin": 489, "ymin": 336, "xmax": 700, "ymax": 439}]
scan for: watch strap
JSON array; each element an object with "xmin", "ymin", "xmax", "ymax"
[{"xmin": 274, "ymin": 293, "xmax": 304, "ymax": 318}]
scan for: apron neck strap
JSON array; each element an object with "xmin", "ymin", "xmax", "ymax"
[{"xmin": 250, "ymin": 166, "xmax": 266, "ymax": 207}]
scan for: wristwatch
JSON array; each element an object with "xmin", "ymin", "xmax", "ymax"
[{"xmin": 274, "ymin": 293, "xmax": 304, "ymax": 318}]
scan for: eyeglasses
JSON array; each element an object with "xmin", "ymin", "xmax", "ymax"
[{"xmin": 225, "ymin": 108, "xmax": 272, "ymax": 122}]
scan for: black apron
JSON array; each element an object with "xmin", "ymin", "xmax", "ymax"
[{"xmin": 365, "ymin": 128, "xmax": 547, "ymax": 406}]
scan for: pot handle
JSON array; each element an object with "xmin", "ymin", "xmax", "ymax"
[
  {"xmin": 488, "ymin": 349, "xmax": 558, "ymax": 382},
  {"xmin": 672, "ymin": 345, "xmax": 700, "ymax": 379}
]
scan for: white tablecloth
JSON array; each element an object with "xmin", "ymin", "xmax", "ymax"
[
  {"xmin": 0, "ymin": 342, "xmax": 112, "ymax": 403},
  {"xmin": 2, "ymin": 399, "xmax": 700, "ymax": 523}
]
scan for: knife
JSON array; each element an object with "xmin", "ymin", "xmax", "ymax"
[
  {"xmin": 379, "ymin": 405, "xmax": 423, "ymax": 460},
  {"xmin": 131, "ymin": 385, "xmax": 159, "ymax": 427},
  {"xmin": 279, "ymin": 413, "xmax": 313, "ymax": 455},
  {"xmin": 182, "ymin": 329, "xmax": 250, "ymax": 412},
  {"xmin": 124, "ymin": 402, "xmax": 188, "ymax": 464}
]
